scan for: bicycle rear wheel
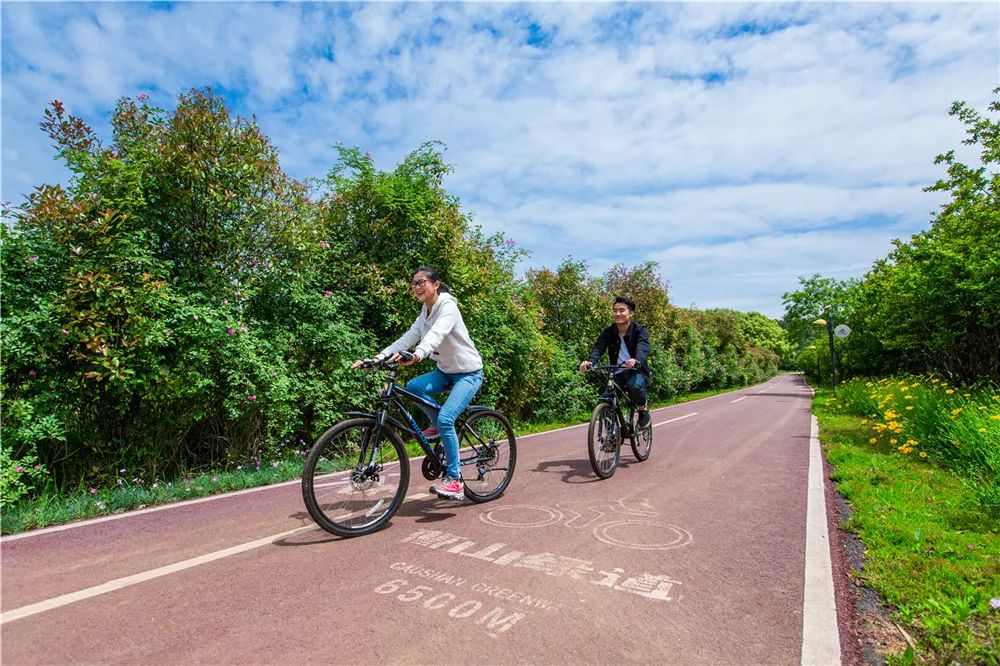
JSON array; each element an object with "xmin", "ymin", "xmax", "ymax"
[
  {"xmin": 302, "ymin": 418, "xmax": 409, "ymax": 537},
  {"xmin": 458, "ymin": 409, "xmax": 516, "ymax": 502},
  {"xmin": 588, "ymin": 402, "xmax": 620, "ymax": 479},
  {"xmin": 630, "ymin": 421, "xmax": 653, "ymax": 461}
]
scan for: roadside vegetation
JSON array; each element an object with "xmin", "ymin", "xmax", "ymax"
[
  {"xmin": 788, "ymin": 90, "xmax": 1000, "ymax": 663},
  {"xmin": 814, "ymin": 386, "xmax": 999, "ymax": 665}
]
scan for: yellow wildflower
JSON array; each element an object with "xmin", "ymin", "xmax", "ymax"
[
  {"xmin": 919, "ymin": 452, "xmax": 927, "ymax": 458},
  {"xmin": 890, "ymin": 438, "xmax": 898, "ymax": 444},
  {"xmin": 869, "ymin": 438, "xmax": 877, "ymax": 444},
  {"xmin": 992, "ymin": 415, "xmax": 1000, "ymax": 420},
  {"xmin": 866, "ymin": 382, "xmax": 874, "ymax": 387},
  {"xmin": 906, "ymin": 406, "xmax": 914, "ymax": 411},
  {"xmin": 979, "ymin": 428, "xmax": 987, "ymax": 433},
  {"xmin": 951, "ymin": 408, "xmax": 963, "ymax": 416},
  {"xmin": 946, "ymin": 389, "xmax": 954, "ymax": 394}
]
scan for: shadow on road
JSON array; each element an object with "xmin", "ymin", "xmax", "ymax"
[{"xmin": 535, "ymin": 458, "xmax": 606, "ymax": 484}]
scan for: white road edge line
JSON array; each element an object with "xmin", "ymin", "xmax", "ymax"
[
  {"xmin": 731, "ymin": 397, "xmax": 747, "ymax": 403},
  {"xmin": 652, "ymin": 412, "xmax": 698, "ymax": 428},
  {"xmin": 4, "ymin": 378, "xmax": 776, "ymax": 541},
  {"xmin": 800, "ymin": 413, "xmax": 841, "ymax": 665}
]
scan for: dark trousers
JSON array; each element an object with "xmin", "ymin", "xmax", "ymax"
[{"xmin": 614, "ymin": 370, "xmax": 648, "ymax": 409}]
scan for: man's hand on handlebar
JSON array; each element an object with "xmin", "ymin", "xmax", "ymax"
[
  {"xmin": 579, "ymin": 360, "xmax": 593, "ymax": 373},
  {"xmin": 623, "ymin": 358, "xmax": 637, "ymax": 369}
]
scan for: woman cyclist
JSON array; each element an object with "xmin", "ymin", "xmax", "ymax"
[{"xmin": 352, "ymin": 266, "xmax": 483, "ymax": 501}]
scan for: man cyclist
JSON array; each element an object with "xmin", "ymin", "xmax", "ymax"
[{"xmin": 578, "ymin": 296, "xmax": 652, "ymax": 428}]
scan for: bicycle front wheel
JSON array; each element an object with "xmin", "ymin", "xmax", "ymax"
[
  {"xmin": 302, "ymin": 418, "xmax": 409, "ymax": 537},
  {"xmin": 588, "ymin": 402, "xmax": 620, "ymax": 479},
  {"xmin": 458, "ymin": 409, "xmax": 516, "ymax": 503}
]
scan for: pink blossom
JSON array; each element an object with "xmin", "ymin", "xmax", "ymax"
[
  {"xmin": 222, "ymin": 298, "xmax": 228, "ymax": 305},
  {"xmin": 138, "ymin": 93, "xmax": 149, "ymax": 101},
  {"xmin": 365, "ymin": 150, "xmax": 372, "ymax": 159},
  {"xmin": 28, "ymin": 369, "xmax": 37, "ymax": 377},
  {"xmin": 89, "ymin": 488, "xmax": 97, "ymax": 494},
  {"xmin": 15, "ymin": 465, "xmax": 24, "ymax": 473},
  {"xmin": 26, "ymin": 256, "xmax": 38, "ymax": 264},
  {"xmin": 240, "ymin": 325, "xmax": 248, "ymax": 333},
  {"xmin": 61, "ymin": 329, "xmax": 70, "ymax": 335},
  {"xmin": 319, "ymin": 241, "xmax": 331, "ymax": 249},
  {"xmin": 248, "ymin": 394, "xmax": 257, "ymax": 401},
  {"xmin": 323, "ymin": 290, "xmax": 333, "ymax": 298},
  {"xmin": 34, "ymin": 464, "xmax": 41, "ymax": 470},
  {"xmin": 227, "ymin": 328, "xmax": 236, "ymax": 335},
  {"xmin": 504, "ymin": 237, "xmax": 516, "ymax": 246}
]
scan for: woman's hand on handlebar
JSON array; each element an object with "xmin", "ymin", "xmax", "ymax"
[
  {"xmin": 387, "ymin": 351, "xmax": 418, "ymax": 367},
  {"xmin": 579, "ymin": 360, "xmax": 593, "ymax": 373}
]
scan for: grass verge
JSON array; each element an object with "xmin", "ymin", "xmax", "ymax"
[
  {"xmin": 2, "ymin": 380, "xmax": 764, "ymax": 536},
  {"xmin": 814, "ymin": 388, "xmax": 1000, "ymax": 664}
]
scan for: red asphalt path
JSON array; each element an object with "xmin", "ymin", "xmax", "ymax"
[{"xmin": 1, "ymin": 374, "xmax": 839, "ymax": 665}]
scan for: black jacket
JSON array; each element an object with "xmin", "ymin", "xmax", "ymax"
[{"xmin": 587, "ymin": 321, "xmax": 651, "ymax": 375}]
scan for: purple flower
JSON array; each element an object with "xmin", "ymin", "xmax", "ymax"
[
  {"xmin": 89, "ymin": 488, "xmax": 97, "ymax": 494},
  {"xmin": 323, "ymin": 290, "xmax": 333, "ymax": 298},
  {"xmin": 137, "ymin": 92, "xmax": 149, "ymax": 101},
  {"xmin": 248, "ymin": 394, "xmax": 257, "ymax": 402},
  {"xmin": 319, "ymin": 241, "xmax": 331, "ymax": 249},
  {"xmin": 227, "ymin": 327, "xmax": 236, "ymax": 335},
  {"xmin": 365, "ymin": 150, "xmax": 372, "ymax": 159},
  {"xmin": 968, "ymin": 545, "xmax": 976, "ymax": 550},
  {"xmin": 505, "ymin": 237, "xmax": 516, "ymax": 246},
  {"xmin": 61, "ymin": 329, "xmax": 70, "ymax": 335},
  {"xmin": 991, "ymin": 598, "xmax": 1000, "ymax": 609},
  {"xmin": 28, "ymin": 369, "xmax": 37, "ymax": 377}
]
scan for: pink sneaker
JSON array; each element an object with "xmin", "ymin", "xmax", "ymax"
[
  {"xmin": 430, "ymin": 478, "xmax": 464, "ymax": 501},
  {"xmin": 422, "ymin": 428, "xmax": 440, "ymax": 440}
]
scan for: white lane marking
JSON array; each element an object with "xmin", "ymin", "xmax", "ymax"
[
  {"xmin": 2, "ymin": 486, "xmax": 446, "ymax": 624},
  {"xmin": 800, "ymin": 414, "xmax": 841, "ymax": 664},
  {"xmin": 652, "ymin": 412, "xmax": 698, "ymax": 428},
  {"xmin": 4, "ymin": 377, "xmax": 785, "ymax": 541},
  {"xmin": 0, "ymin": 524, "xmax": 316, "ymax": 625},
  {"xmin": 730, "ymin": 397, "xmax": 747, "ymax": 403}
]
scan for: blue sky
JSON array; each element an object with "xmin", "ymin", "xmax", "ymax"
[{"xmin": 2, "ymin": 2, "xmax": 997, "ymax": 317}]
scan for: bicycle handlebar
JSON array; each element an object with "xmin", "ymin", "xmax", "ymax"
[
  {"xmin": 587, "ymin": 364, "xmax": 632, "ymax": 373},
  {"xmin": 357, "ymin": 351, "xmax": 414, "ymax": 370}
]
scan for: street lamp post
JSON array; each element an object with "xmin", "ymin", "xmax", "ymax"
[{"xmin": 814, "ymin": 316, "xmax": 837, "ymax": 396}]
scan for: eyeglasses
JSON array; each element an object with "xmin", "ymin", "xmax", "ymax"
[{"xmin": 411, "ymin": 279, "xmax": 430, "ymax": 288}]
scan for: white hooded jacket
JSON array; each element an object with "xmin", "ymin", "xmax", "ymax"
[{"xmin": 377, "ymin": 292, "xmax": 483, "ymax": 374}]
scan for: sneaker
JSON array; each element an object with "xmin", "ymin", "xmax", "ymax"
[
  {"xmin": 422, "ymin": 428, "xmax": 440, "ymax": 440},
  {"xmin": 430, "ymin": 478, "xmax": 465, "ymax": 501},
  {"xmin": 638, "ymin": 409, "xmax": 650, "ymax": 428}
]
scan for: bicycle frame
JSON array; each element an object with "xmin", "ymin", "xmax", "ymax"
[
  {"xmin": 353, "ymin": 365, "xmax": 485, "ymax": 474},
  {"xmin": 590, "ymin": 365, "xmax": 641, "ymax": 434}
]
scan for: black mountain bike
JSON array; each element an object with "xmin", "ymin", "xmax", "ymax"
[
  {"xmin": 586, "ymin": 365, "xmax": 653, "ymax": 478},
  {"xmin": 302, "ymin": 354, "xmax": 516, "ymax": 537}
]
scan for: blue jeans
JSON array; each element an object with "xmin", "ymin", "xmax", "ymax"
[
  {"xmin": 614, "ymin": 370, "xmax": 648, "ymax": 409},
  {"xmin": 406, "ymin": 368, "xmax": 484, "ymax": 480}
]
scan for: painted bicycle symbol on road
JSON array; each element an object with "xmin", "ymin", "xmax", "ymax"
[{"xmin": 479, "ymin": 498, "xmax": 693, "ymax": 551}]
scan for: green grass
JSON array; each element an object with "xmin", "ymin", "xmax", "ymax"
[
  {"xmin": 814, "ymin": 389, "xmax": 1000, "ymax": 664},
  {"xmin": 1, "ymin": 379, "xmax": 768, "ymax": 535}
]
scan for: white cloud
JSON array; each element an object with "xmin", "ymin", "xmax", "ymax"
[{"xmin": 2, "ymin": 2, "xmax": 996, "ymax": 318}]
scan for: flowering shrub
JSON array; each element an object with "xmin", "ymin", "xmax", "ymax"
[
  {"xmin": 835, "ymin": 376, "xmax": 1000, "ymax": 510},
  {"xmin": 0, "ymin": 447, "xmax": 47, "ymax": 508}
]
